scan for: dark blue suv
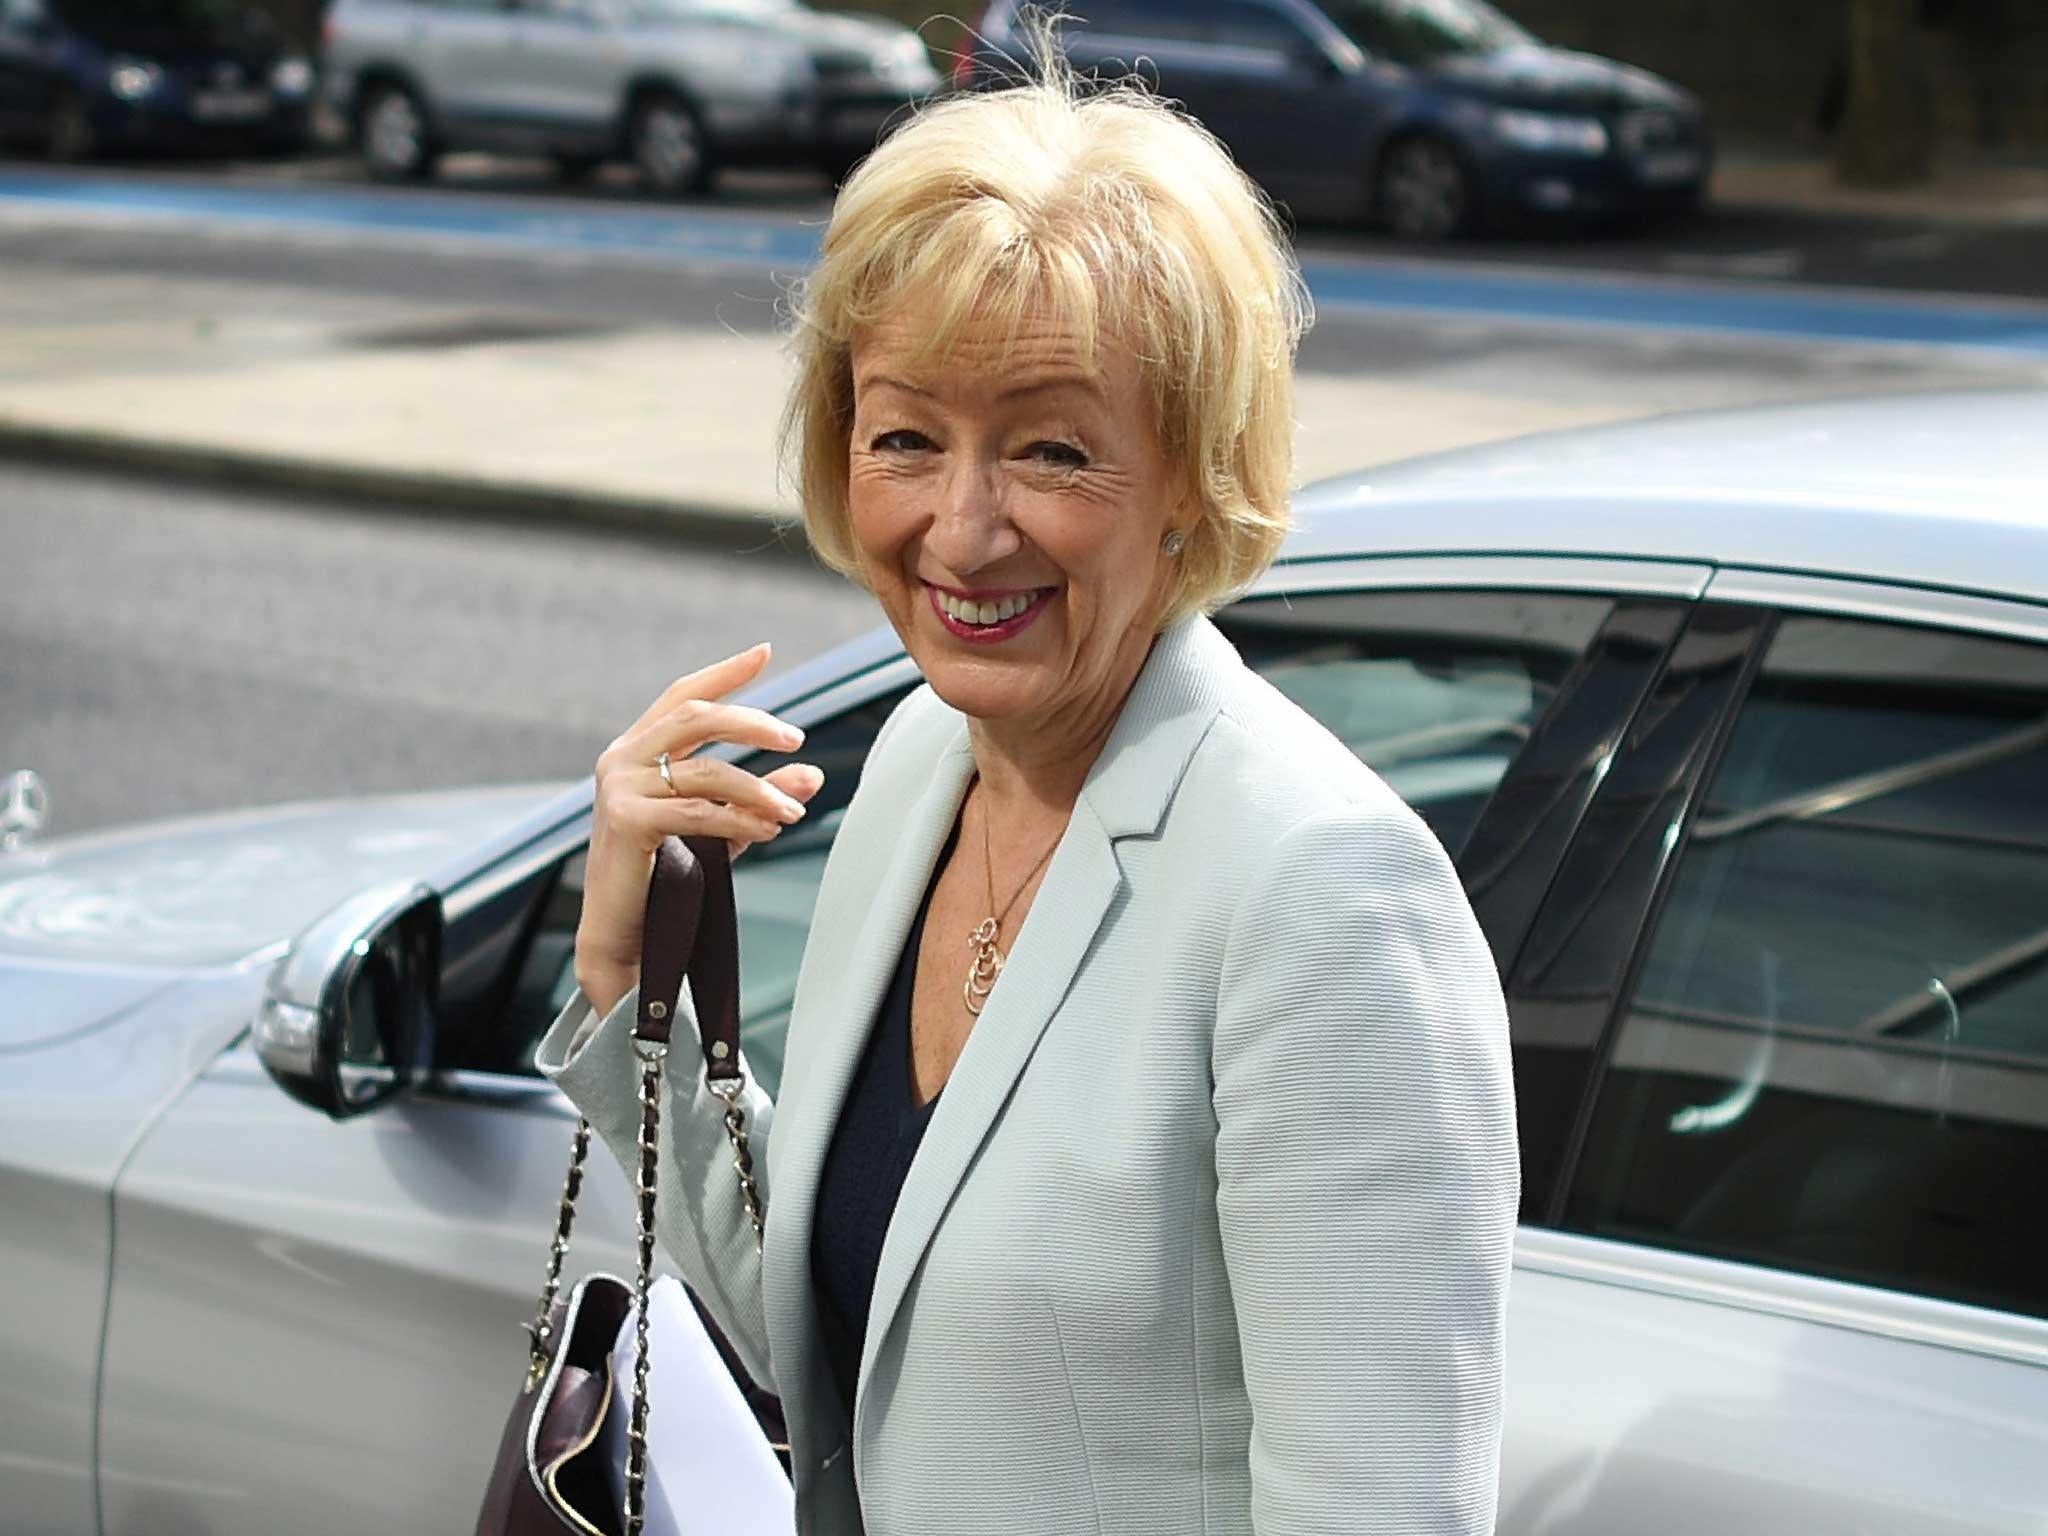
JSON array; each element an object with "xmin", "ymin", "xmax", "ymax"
[
  {"xmin": 966, "ymin": 0, "xmax": 1711, "ymax": 239},
  {"xmin": 0, "ymin": 0, "xmax": 315, "ymax": 160}
]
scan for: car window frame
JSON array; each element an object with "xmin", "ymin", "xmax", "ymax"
[
  {"xmin": 1533, "ymin": 570, "xmax": 2048, "ymax": 1332},
  {"xmin": 410, "ymin": 550, "xmax": 1705, "ymax": 1112}
]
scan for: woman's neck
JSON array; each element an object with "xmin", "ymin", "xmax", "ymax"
[{"xmin": 964, "ymin": 627, "xmax": 1159, "ymax": 820}]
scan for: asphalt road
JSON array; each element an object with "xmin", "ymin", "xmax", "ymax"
[{"xmin": 0, "ymin": 461, "xmax": 880, "ymax": 840}]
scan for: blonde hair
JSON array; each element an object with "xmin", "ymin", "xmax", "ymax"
[{"xmin": 781, "ymin": 40, "xmax": 1311, "ymax": 627}]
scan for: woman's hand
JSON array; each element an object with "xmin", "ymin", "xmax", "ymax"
[{"xmin": 575, "ymin": 643, "xmax": 825, "ymax": 1017}]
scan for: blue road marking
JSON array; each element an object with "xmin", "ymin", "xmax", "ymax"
[{"xmin": 4, "ymin": 170, "xmax": 2047, "ymax": 356}]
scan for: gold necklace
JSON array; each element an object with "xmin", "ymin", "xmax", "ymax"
[{"xmin": 963, "ymin": 782, "xmax": 1063, "ymax": 1016}]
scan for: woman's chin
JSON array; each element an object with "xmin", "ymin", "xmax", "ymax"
[{"xmin": 915, "ymin": 656, "xmax": 1059, "ymax": 725}]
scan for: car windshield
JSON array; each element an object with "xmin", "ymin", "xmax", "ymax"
[
  {"xmin": 52, "ymin": 0, "xmax": 267, "ymax": 46},
  {"xmin": 1326, "ymin": 0, "xmax": 1532, "ymax": 62}
]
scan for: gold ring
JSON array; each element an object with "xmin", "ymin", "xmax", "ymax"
[{"xmin": 657, "ymin": 751, "xmax": 681, "ymax": 797}]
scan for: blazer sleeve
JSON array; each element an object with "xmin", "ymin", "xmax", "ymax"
[
  {"xmin": 1211, "ymin": 798, "xmax": 1519, "ymax": 1536},
  {"xmin": 531, "ymin": 683, "xmax": 936, "ymax": 1393},
  {"xmin": 536, "ymin": 981, "xmax": 778, "ymax": 1388}
]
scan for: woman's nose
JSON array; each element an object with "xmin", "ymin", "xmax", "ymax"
[{"xmin": 924, "ymin": 457, "xmax": 1020, "ymax": 574}]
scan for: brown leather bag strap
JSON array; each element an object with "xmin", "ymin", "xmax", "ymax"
[{"xmin": 635, "ymin": 835, "xmax": 743, "ymax": 1088}]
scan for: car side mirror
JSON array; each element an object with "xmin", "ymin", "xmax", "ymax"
[{"xmin": 254, "ymin": 881, "xmax": 442, "ymax": 1119}]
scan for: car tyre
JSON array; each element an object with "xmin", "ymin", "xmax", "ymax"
[
  {"xmin": 1375, "ymin": 133, "xmax": 1476, "ymax": 242},
  {"xmin": 45, "ymin": 90, "xmax": 96, "ymax": 163},
  {"xmin": 358, "ymin": 80, "xmax": 436, "ymax": 183},
  {"xmin": 630, "ymin": 90, "xmax": 713, "ymax": 199}
]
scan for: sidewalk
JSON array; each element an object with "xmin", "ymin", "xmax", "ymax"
[
  {"xmin": 1712, "ymin": 148, "xmax": 2048, "ymax": 226},
  {"xmin": 0, "ymin": 267, "xmax": 1648, "ymax": 536}
]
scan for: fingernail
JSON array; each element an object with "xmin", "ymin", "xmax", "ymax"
[{"xmin": 775, "ymin": 793, "xmax": 806, "ymax": 823}]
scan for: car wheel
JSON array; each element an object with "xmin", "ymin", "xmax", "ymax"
[
  {"xmin": 1375, "ymin": 134, "xmax": 1475, "ymax": 241},
  {"xmin": 630, "ymin": 91, "xmax": 712, "ymax": 198},
  {"xmin": 45, "ymin": 90, "xmax": 96, "ymax": 163},
  {"xmin": 358, "ymin": 81, "xmax": 436, "ymax": 182}
]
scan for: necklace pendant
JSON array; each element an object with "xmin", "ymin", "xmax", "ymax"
[{"xmin": 963, "ymin": 918, "xmax": 1004, "ymax": 1016}]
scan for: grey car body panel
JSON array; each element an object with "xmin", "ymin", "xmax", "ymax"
[
  {"xmin": 0, "ymin": 784, "xmax": 559, "ymax": 1534},
  {"xmin": 0, "ymin": 964, "xmax": 267, "ymax": 1536},
  {"xmin": 6, "ymin": 390, "xmax": 2046, "ymax": 1531},
  {"xmin": 1505, "ymin": 1234, "xmax": 2048, "ymax": 1534},
  {"xmin": 94, "ymin": 1038, "xmax": 642, "ymax": 1534},
  {"xmin": 0, "ymin": 782, "xmax": 567, "ymax": 971},
  {"xmin": 1292, "ymin": 388, "xmax": 2048, "ymax": 606}
]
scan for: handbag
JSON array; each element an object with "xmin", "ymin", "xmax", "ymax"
[{"xmin": 475, "ymin": 835, "xmax": 768, "ymax": 1536}]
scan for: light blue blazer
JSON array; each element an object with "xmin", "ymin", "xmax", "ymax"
[{"xmin": 539, "ymin": 613, "xmax": 1519, "ymax": 1535}]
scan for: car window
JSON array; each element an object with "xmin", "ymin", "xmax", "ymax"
[
  {"xmin": 1217, "ymin": 589, "xmax": 1612, "ymax": 862},
  {"xmin": 1209, "ymin": 2, "xmax": 1312, "ymax": 52},
  {"xmin": 1563, "ymin": 615, "xmax": 2048, "ymax": 1318},
  {"xmin": 1068, "ymin": 0, "xmax": 1209, "ymax": 44},
  {"xmin": 1324, "ymin": 0, "xmax": 1530, "ymax": 61},
  {"xmin": 487, "ymin": 590, "xmax": 1610, "ymax": 1090},
  {"xmin": 1067, "ymin": 0, "xmax": 1305, "ymax": 48}
]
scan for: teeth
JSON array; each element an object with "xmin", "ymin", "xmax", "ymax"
[{"xmin": 939, "ymin": 589, "xmax": 1040, "ymax": 626}]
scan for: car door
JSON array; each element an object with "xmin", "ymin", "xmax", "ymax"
[
  {"xmin": 407, "ymin": 0, "xmax": 526, "ymax": 142},
  {"xmin": 1496, "ymin": 580, "xmax": 2048, "ymax": 1533},
  {"xmin": 91, "ymin": 565, "xmax": 1671, "ymax": 1535},
  {"xmin": 1054, "ymin": 0, "xmax": 1362, "ymax": 216},
  {"xmin": 493, "ymin": 0, "xmax": 627, "ymax": 152},
  {"xmin": 1187, "ymin": 0, "xmax": 1371, "ymax": 217}
]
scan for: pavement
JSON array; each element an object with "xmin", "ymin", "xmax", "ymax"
[{"xmin": 0, "ymin": 149, "xmax": 2043, "ymax": 542}]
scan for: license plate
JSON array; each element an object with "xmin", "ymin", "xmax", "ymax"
[
  {"xmin": 192, "ymin": 89, "xmax": 272, "ymax": 122},
  {"xmin": 1640, "ymin": 149, "xmax": 1704, "ymax": 184}
]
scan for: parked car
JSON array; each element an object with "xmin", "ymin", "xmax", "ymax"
[
  {"xmin": 4, "ymin": 389, "xmax": 2046, "ymax": 1534},
  {"xmin": 0, "ymin": 0, "xmax": 316, "ymax": 160},
  {"xmin": 321, "ymin": 0, "xmax": 938, "ymax": 194},
  {"xmin": 962, "ymin": 0, "xmax": 1712, "ymax": 238}
]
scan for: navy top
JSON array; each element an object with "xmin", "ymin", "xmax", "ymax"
[{"xmin": 810, "ymin": 819, "xmax": 957, "ymax": 1423}]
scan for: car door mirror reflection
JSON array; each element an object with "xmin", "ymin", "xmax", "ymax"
[{"xmin": 255, "ymin": 880, "xmax": 443, "ymax": 1120}]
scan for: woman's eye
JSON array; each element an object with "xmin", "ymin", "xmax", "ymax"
[
  {"xmin": 1026, "ymin": 440, "xmax": 1089, "ymax": 468},
  {"xmin": 871, "ymin": 429, "xmax": 932, "ymax": 453}
]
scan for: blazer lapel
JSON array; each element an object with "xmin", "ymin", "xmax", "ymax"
[
  {"xmin": 762, "ymin": 721, "xmax": 976, "ymax": 1430},
  {"xmin": 852, "ymin": 615, "xmax": 1237, "ymax": 1450}
]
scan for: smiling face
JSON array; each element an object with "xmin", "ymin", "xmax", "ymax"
[{"xmin": 847, "ymin": 307, "xmax": 1189, "ymax": 738}]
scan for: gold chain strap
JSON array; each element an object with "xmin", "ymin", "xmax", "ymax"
[
  {"xmin": 523, "ymin": 1118, "xmax": 591, "ymax": 1392},
  {"xmin": 623, "ymin": 1042, "xmax": 666, "ymax": 1536},
  {"xmin": 709, "ymin": 1076, "xmax": 764, "ymax": 1254}
]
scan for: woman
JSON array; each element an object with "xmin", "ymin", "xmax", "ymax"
[{"xmin": 540, "ymin": 60, "xmax": 1518, "ymax": 1536}]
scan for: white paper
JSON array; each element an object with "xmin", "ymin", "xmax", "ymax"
[{"xmin": 600, "ymin": 1277, "xmax": 797, "ymax": 1536}]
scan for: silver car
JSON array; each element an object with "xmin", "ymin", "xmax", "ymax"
[
  {"xmin": 323, "ymin": 0, "xmax": 938, "ymax": 194},
  {"xmin": 5, "ymin": 389, "xmax": 2046, "ymax": 1534}
]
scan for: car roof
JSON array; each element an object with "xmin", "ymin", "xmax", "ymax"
[{"xmin": 1288, "ymin": 387, "xmax": 2048, "ymax": 606}]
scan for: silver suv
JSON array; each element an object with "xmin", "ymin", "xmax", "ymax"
[{"xmin": 323, "ymin": 0, "xmax": 939, "ymax": 194}]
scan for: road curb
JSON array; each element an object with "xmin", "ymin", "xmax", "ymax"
[{"xmin": 0, "ymin": 418, "xmax": 813, "ymax": 559}]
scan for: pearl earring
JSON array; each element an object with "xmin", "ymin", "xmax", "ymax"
[{"xmin": 1161, "ymin": 529, "xmax": 1186, "ymax": 557}]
